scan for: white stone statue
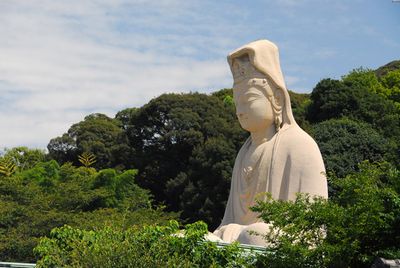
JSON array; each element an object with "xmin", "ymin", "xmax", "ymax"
[{"xmin": 211, "ymin": 39, "xmax": 328, "ymax": 246}]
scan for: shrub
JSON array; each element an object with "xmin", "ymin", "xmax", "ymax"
[
  {"xmin": 35, "ymin": 221, "xmax": 254, "ymax": 268},
  {"xmin": 252, "ymin": 162, "xmax": 400, "ymax": 268}
]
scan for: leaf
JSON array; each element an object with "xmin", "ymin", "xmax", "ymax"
[
  {"xmin": 0, "ymin": 159, "xmax": 17, "ymax": 177},
  {"xmin": 78, "ymin": 152, "xmax": 97, "ymax": 168}
]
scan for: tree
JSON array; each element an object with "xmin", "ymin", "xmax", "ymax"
[
  {"xmin": 0, "ymin": 160, "xmax": 175, "ymax": 262},
  {"xmin": 380, "ymin": 69, "xmax": 400, "ymax": 104},
  {"xmin": 375, "ymin": 60, "xmax": 400, "ymax": 78},
  {"xmin": 307, "ymin": 79, "xmax": 359, "ymax": 123},
  {"xmin": 342, "ymin": 68, "xmax": 388, "ymax": 96},
  {"xmin": 288, "ymin": 90, "xmax": 312, "ymax": 133},
  {"xmin": 0, "ymin": 147, "xmax": 46, "ymax": 171},
  {"xmin": 313, "ymin": 118, "xmax": 392, "ymax": 178},
  {"xmin": 307, "ymin": 78, "xmax": 400, "ymax": 141},
  {"xmin": 173, "ymin": 137, "xmax": 237, "ymax": 228},
  {"xmin": 125, "ymin": 92, "xmax": 246, "ymax": 227},
  {"xmin": 47, "ymin": 113, "xmax": 130, "ymax": 170}
]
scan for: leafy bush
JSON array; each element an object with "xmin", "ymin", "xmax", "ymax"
[
  {"xmin": 0, "ymin": 161, "xmax": 176, "ymax": 262},
  {"xmin": 35, "ymin": 221, "xmax": 254, "ymax": 268}
]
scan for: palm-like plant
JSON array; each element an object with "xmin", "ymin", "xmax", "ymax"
[
  {"xmin": 0, "ymin": 159, "xmax": 17, "ymax": 177},
  {"xmin": 78, "ymin": 152, "xmax": 97, "ymax": 168}
]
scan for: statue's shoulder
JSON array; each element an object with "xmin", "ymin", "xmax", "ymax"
[
  {"xmin": 277, "ymin": 124, "xmax": 322, "ymax": 158},
  {"xmin": 280, "ymin": 124, "xmax": 318, "ymax": 145}
]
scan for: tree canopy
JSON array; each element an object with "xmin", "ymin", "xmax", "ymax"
[
  {"xmin": 0, "ymin": 160, "xmax": 176, "ymax": 262},
  {"xmin": 124, "ymin": 93, "xmax": 246, "ymax": 228},
  {"xmin": 47, "ymin": 113, "xmax": 130, "ymax": 170}
]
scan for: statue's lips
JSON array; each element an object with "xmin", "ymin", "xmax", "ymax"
[{"xmin": 238, "ymin": 116, "xmax": 248, "ymax": 124}]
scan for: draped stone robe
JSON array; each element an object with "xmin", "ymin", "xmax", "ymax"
[{"xmin": 217, "ymin": 123, "xmax": 327, "ymax": 228}]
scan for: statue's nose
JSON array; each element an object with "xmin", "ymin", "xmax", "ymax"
[{"xmin": 236, "ymin": 106, "xmax": 244, "ymax": 117}]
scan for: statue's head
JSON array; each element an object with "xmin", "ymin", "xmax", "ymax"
[
  {"xmin": 228, "ymin": 40, "xmax": 296, "ymax": 133},
  {"xmin": 231, "ymin": 54, "xmax": 283, "ymax": 133}
]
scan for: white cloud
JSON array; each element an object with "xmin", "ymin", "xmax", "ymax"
[{"xmin": 0, "ymin": 0, "xmax": 236, "ymax": 149}]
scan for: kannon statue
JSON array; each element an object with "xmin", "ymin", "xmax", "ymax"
[{"xmin": 212, "ymin": 39, "xmax": 328, "ymax": 246}]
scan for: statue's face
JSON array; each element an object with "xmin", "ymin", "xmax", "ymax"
[{"xmin": 233, "ymin": 79, "xmax": 274, "ymax": 133}]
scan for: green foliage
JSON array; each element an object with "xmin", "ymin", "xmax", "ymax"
[
  {"xmin": 342, "ymin": 68, "xmax": 388, "ymax": 96},
  {"xmin": 0, "ymin": 161, "xmax": 176, "ymax": 262},
  {"xmin": 307, "ymin": 68, "xmax": 400, "ymax": 173},
  {"xmin": 34, "ymin": 220, "xmax": 253, "ymax": 268},
  {"xmin": 126, "ymin": 92, "xmax": 246, "ymax": 228},
  {"xmin": 380, "ymin": 69, "xmax": 400, "ymax": 104},
  {"xmin": 174, "ymin": 137, "xmax": 237, "ymax": 226},
  {"xmin": 307, "ymin": 78, "xmax": 354, "ymax": 123},
  {"xmin": 32, "ymin": 162, "xmax": 400, "ymax": 267},
  {"xmin": 47, "ymin": 113, "xmax": 130, "ymax": 170},
  {"xmin": 375, "ymin": 60, "xmax": 400, "ymax": 78},
  {"xmin": 0, "ymin": 147, "xmax": 47, "ymax": 171},
  {"xmin": 252, "ymin": 162, "xmax": 400, "ymax": 267},
  {"xmin": 223, "ymin": 95, "xmax": 234, "ymax": 106},
  {"xmin": 115, "ymin": 107, "xmax": 139, "ymax": 131},
  {"xmin": 307, "ymin": 77, "xmax": 400, "ymax": 137},
  {"xmin": 78, "ymin": 152, "xmax": 97, "ymax": 167},
  {"xmin": 211, "ymin": 88, "xmax": 233, "ymax": 102},
  {"xmin": 0, "ymin": 159, "xmax": 17, "ymax": 177},
  {"xmin": 288, "ymin": 90, "xmax": 312, "ymax": 133},
  {"xmin": 313, "ymin": 118, "xmax": 392, "ymax": 178}
]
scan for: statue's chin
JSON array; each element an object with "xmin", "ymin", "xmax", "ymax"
[{"xmin": 211, "ymin": 222, "xmax": 271, "ymax": 246}]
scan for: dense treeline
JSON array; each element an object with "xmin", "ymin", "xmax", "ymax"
[{"xmin": 1, "ymin": 60, "xmax": 399, "ymax": 266}]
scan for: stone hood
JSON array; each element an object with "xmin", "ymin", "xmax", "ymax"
[{"xmin": 227, "ymin": 39, "xmax": 297, "ymax": 126}]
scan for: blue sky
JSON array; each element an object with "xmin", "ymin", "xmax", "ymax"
[{"xmin": 0, "ymin": 0, "xmax": 399, "ymax": 150}]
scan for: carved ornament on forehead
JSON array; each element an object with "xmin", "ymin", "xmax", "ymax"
[{"xmin": 231, "ymin": 55, "xmax": 266, "ymax": 84}]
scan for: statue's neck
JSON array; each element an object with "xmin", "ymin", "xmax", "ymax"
[{"xmin": 250, "ymin": 125, "xmax": 276, "ymax": 147}]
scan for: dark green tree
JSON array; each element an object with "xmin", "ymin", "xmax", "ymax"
[
  {"xmin": 307, "ymin": 78, "xmax": 400, "ymax": 141},
  {"xmin": 288, "ymin": 90, "xmax": 312, "ymax": 133},
  {"xmin": 47, "ymin": 113, "xmax": 130, "ymax": 169},
  {"xmin": 173, "ymin": 137, "xmax": 237, "ymax": 228},
  {"xmin": 313, "ymin": 118, "xmax": 392, "ymax": 178},
  {"xmin": 125, "ymin": 92, "xmax": 246, "ymax": 227},
  {"xmin": 307, "ymin": 79, "xmax": 358, "ymax": 123}
]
